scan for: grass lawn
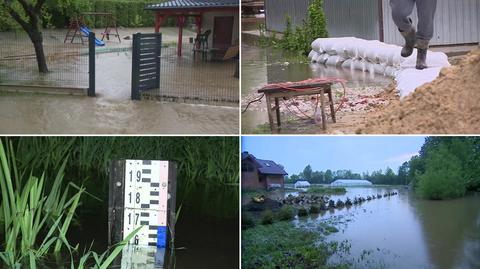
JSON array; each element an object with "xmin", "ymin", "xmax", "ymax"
[{"xmin": 242, "ymin": 221, "xmax": 349, "ymax": 269}]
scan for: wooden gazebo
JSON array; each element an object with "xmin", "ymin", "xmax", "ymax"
[{"xmin": 145, "ymin": 0, "xmax": 239, "ymax": 57}]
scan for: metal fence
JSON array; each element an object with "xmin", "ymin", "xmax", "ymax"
[
  {"xmin": 0, "ymin": 29, "xmax": 91, "ymax": 90},
  {"xmin": 265, "ymin": 0, "xmax": 480, "ymax": 46},
  {"xmin": 142, "ymin": 43, "xmax": 239, "ymax": 105}
]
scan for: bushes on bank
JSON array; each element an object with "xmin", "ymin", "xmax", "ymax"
[
  {"xmin": 262, "ymin": 0, "xmax": 328, "ymax": 55},
  {"xmin": 261, "ymin": 210, "xmax": 274, "ymax": 225},
  {"xmin": 277, "ymin": 205, "xmax": 294, "ymax": 221},
  {"xmin": 417, "ymin": 144, "xmax": 466, "ymax": 199}
]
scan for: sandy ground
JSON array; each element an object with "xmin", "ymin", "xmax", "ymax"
[
  {"xmin": 359, "ymin": 48, "xmax": 480, "ymax": 134},
  {"xmin": 0, "ymin": 92, "xmax": 238, "ymax": 134}
]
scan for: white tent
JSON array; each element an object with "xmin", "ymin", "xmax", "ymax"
[
  {"xmin": 294, "ymin": 180, "xmax": 311, "ymax": 188},
  {"xmin": 330, "ymin": 179, "xmax": 372, "ymax": 187}
]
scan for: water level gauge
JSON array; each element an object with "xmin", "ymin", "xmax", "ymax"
[{"xmin": 109, "ymin": 159, "xmax": 176, "ymax": 249}]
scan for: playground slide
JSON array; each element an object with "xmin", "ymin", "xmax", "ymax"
[{"xmin": 79, "ymin": 26, "xmax": 105, "ymax": 46}]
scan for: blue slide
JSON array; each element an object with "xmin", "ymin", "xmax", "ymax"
[{"xmin": 80, "ymin": 26, "xmax": 105, "ymax": 46}]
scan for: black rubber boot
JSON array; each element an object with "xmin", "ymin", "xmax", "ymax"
[
  {"xmin": 399, "ymin": 26, "xmax": 416, "ymax": 58},
  {"xmin": 416, "ymin": 39, "xmax": 429, "ymax": 70}
]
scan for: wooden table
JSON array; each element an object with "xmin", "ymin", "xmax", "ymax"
[{"xmin": 258, "ymin": 81, "xmax": 336, "ymax": 133}]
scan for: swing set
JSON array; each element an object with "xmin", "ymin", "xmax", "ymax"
[{"xmin": 64, "ymin": 12, "xmax": 121, "ymax": 45}]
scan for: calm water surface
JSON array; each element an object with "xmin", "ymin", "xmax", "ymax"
[{"xmin": 286, "ymin": 186, "xmax": 480, "ymax": 269}]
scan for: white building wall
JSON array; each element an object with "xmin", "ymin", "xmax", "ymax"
[{"xmin": 203, "ymin": 11, "xmax": 239, "ymax": 48}]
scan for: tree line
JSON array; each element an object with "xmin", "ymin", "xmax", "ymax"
[
  {"xmin": 285, "ymin": 137, "xmax": 480, "ymax": 200},
  {"xmin": 285, "ymin": 165, "xmax": 406, "ymax": 186}
]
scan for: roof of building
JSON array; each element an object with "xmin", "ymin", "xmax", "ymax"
[
  {"xmin": 331, "ymin": 179, "xmax": 372, "ymax": 185},
  {"xmin": 145, "ymin": 0, "xmax": 238, "ymax": 10},
  {"xmin": 242, "ymin": 152, "xmax": 288, "ymax": 176}
]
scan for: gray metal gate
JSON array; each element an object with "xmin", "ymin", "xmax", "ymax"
[{"xmin": 131, "ymin": 33, "xmax": 162, "ymax": 100}]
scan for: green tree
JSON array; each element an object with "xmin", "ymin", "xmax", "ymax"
[
  {"xmin": 397, "ymin": 161, "xmax": 409, "ymax": 185},
  {"xmin": 417, "ymin": 144, "xmax": 466, "ymax": 199},
  {"xmin": 324, "ymin": 169, "xmax": 333, "ymax": 183},
  {"xmin": 303, "ymin": 165, "xmax": 313, "ymax": 180},
  {"xmin": 1, "ymin": 0, "xmax": 50, "ymax": 72}
]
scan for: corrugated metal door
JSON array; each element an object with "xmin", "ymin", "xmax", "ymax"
[{"xmin": 383, "ymin": 0, "xmax": 480, "ymax": 45}]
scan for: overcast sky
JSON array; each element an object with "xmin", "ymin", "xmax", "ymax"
[{"xmin": 241, "ymin": 136, "xmax": 426, "ymax": 175}]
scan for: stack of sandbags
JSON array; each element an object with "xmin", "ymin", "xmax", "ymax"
[{"xmin": 308, "ymin": 37, "xmax": 450, "ymax": 98}]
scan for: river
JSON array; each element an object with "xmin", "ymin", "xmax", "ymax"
[{"xmin": 251, "ymin": 186, "xmax": 480, "ymax": 269}]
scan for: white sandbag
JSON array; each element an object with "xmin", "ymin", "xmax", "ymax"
[
  {"xmin": 325, "ymin": 55, "xmax": 346, "ymax": 66},
  {"xmin": 373, "ymin": 63, "xmax": 387, "ymax": 75},
  {"xmin": 395, "ymin": 67, "xmax": 443, "ymax": 98},
  {"xmin": 400, "ymin": 50, "xmax": 450, "ymax": 69},
  {"xmin": 384, "ymin": 66, "xmax": 399, "ymax": 77},
  {"xmin": 341, "ymin": 59, "xmax": 353, "ymax": 69},
  {"xmin": 317, "ymin": 53, "xmax": 329, "ymax": 64},
  {"xmin": 351, "ymin": 59, "xmax": 367, "ymax": 72},
  {"xmin": 311, "ymin": 39, "xmax": 324, "ymax": 53},
  {"xmin": 308, "ymin": 50, "xmax": 316, "ymax": 61}
]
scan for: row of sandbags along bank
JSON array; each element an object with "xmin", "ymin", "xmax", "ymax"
[{"xmin": 308, "ymin": 37, "xmax": 451, "ymax": 98}]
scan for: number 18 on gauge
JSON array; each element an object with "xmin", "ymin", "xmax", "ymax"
[{"xmin": 108, "ymin": 160, "xmax": 177, "ymax": 248}]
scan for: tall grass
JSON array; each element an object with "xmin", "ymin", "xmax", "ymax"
[
  {"xmin": 0, "ymin": 140, "xmax": 84, "ymax": 267},
  {"xmin": 10, "ymin": 136, "xmax": 239, "ymax": 219}
]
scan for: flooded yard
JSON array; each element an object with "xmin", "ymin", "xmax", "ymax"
[
  {"xmin": 243, "ymin": 186, "xmax": 480, "ymax": 268},
  {"xmin": 0, "ymin": 28, "xmax": 238, "ymax": 134},
  {"xmin": 241, "ymin": 42, "xmax": 394, "ymax": 134}
]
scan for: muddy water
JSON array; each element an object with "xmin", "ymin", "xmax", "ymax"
[
  {"xmin": 288, "ymin": 187, "xmax": 480, "ymax": 269},
  {"xmin": 0, "ymin": 92, "xmax": 238, "ymax": 134},
  {"xmin": 241, "ymin": 43, "xmax": 392, "ymax": 132}
]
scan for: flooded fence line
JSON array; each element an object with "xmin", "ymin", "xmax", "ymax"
[
  {"xmin": 141, "ymin": 43, "xmax": 239, "ymax": 106},
  {"xmin": 0, "ymin": 29, "xmax": 95, "ymax": 95}
]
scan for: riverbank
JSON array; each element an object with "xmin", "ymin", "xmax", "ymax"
[{"xmin": 242, "ymin": 220, "xmax": 348, "ymax": 269}]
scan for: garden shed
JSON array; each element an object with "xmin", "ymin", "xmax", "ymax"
[
  {"xmin": 265, "ymin": 0, "xmax": 480, "ymax": 46},
  {"xmin": 145, "ymin": 0, "xmax": 239, "ymax": 56}
]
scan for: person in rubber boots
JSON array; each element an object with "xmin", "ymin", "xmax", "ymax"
[{"xmin": 390, "ymin": 0, "xmax": 437, "ymax": 70}]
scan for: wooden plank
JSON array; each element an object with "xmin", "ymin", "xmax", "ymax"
[
  {"xmin": 328, "ymin": 85, "xmax": 336, "ymax": 123},
  {"xmin": 167, "ymin": 162, "xmax": 177, "ymax": 248},
  {"xmin": 320, "ymin": 89, "xmax": 326, "ymax": 130},
  {"xmin": 265, "ymin": 95, "xmax": 275, "ymax": 133},
  {"xmin": 275, "ymin": 97, "xmax": 281, "ymax": 127},
  {"xmin": 108, "ymin": 160, "xmax": 125, "ymax": 246}
]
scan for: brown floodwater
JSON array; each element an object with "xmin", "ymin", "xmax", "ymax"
[
  {"xmin": 265, "ymin": 186, "xmax": 480, "ymax": 269},
  {"xmin": 0, "ymin": 92, "xmax": 238, "ymax": 134},
  {"xmin": 241, "ymin": 42, "xmax": 392, "ymax": 133}
]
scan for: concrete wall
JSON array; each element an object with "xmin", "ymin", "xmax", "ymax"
[
  {"xmin": 203, "ymin": 11, "xmax": 239, "ymax": 48},
  {"xmin": 265, "ymin": 0, "xmax": 480, "ymax": 46}
]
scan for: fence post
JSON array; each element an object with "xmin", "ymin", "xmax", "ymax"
[
  {"xmin": 131, "ymin": 33, "xmax": 141, "ymax": 100},
  {"xmin": 155, "ymin": 33, "xmax": 162, "ymax": 89},
  {"xmin": 88, "ymin": 32, "xmax": 96, "ymax": 97}
]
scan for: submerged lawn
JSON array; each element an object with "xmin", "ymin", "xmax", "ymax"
[{"xmin": 242, "ymin": 221, "xmax": 349, "ymax": 269}]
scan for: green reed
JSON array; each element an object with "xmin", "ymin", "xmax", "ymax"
[
  {"xmin": 10, "ymin": 136, "xmax": 239, "ymax": 219},
  {"xmin": 0, "ymin": 139, "xmax": 84, "ymax": 267}
]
